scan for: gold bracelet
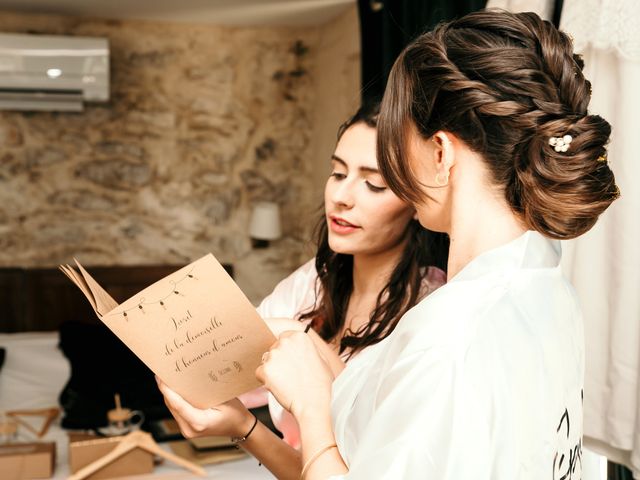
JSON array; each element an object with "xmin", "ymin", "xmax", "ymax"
[{"xmin": 300, "ymin": 443, "xmax": 337, "ymax": 479}]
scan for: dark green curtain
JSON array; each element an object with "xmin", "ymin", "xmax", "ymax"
[
  {"xmin": 609, "ymin": 462, "xmax": 634, "ymax": 480},
  {"xmin": 357, "ymin": 0, "xmax": 487, "ymax": 103}
]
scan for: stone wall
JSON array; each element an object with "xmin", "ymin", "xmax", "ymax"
[
  {"xmin": 0, "ymin": 7, "xmax": 360, "ymax": 303},
  {"xmin": 309, "ymin": 6, "xmax": 362, "ymax": 199}
]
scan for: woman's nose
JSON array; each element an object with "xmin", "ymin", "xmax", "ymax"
[{"xmin": 330, "ymin": 179, "xmax": 355, "ymax": 208}]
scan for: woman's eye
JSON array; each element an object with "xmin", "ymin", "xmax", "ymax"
[
  {"xmin": 365, "ymin": 181, "xmax": 386, "ymax": 192},
  {"xmin": 330, "ymin": 171, "xmax": 346, "ymax": 180}
]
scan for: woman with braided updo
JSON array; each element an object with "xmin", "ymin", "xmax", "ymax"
[{"xmin": 166, "ymin": 10, "xmax": 620, "ymax": 480}]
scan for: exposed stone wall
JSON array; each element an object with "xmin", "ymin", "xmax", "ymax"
[
  {"xmin": 309, "ymin": 5, "xmax": 361, "ymax": 199},
  {"xmin": 0, "ymin": 9, "xmax": 360, "ymax": 303}
]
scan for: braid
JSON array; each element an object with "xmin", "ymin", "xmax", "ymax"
[{"xmin": 378, "ymin": 9, "xmax": 618, "ymax": 239}]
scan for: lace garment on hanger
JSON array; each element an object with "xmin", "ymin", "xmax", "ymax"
[{"xmin": 561, "ymin": 0, "xmax": 640, "ymax": 61}]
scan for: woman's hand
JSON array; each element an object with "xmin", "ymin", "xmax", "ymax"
[
  {"xmin": 265, "ymin": 317, "xmax": 347, "ymax": 378},
  {"xmin": 263, "ymin": 317, "xmax": 306, "ymax": 337},
  {"xmin": 156, "ymin": 377, "xmax": 254, "ymax": 439},
  {"xmin": 255, "ymin": 331, "xmax": 334, "ymax": 421}
]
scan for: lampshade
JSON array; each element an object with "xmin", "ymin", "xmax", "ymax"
[{"xmin": 249, "ymin": 201, "xmax": 282, "ymax": 240}]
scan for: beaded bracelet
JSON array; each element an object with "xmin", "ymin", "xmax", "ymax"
[{"xmin": 300, "ymin": 443, "xmax": 337, "ymax": 479}]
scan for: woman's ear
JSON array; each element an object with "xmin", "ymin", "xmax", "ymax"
[{"xmin": 431, "ymin": 131, "xmax": 455, "ymax": 177}]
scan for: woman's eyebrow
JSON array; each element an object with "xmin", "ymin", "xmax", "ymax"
[
  {"xmin": 331, "ymin": 154, "xmax": 380, "ymax": 174},
  {"xmin": 331, "ymin": 154, "xmax": 347, "ymax": 166}
]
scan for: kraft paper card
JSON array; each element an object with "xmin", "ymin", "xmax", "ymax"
[{"xmin": 60, "ymin": 254, "xmax": 276, "ymax": 409}]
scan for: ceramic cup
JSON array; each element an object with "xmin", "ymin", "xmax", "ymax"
[{"xmin": 101, "ymin": 408, "xmax": 145, "ymax": 436}]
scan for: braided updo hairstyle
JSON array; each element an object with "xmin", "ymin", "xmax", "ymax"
[{"xmin": 378, "ymin": 9, "xmax": 619, "ymax": 239}]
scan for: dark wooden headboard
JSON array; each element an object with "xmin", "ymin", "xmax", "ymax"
[{"xmin": 0, "ymin": 264, "xmax": 233, "ymax": 332}]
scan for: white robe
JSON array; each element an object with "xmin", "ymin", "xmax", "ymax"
[{"xmin": 330, "ymin": 231, "xmax": 585, "ymax": 479}]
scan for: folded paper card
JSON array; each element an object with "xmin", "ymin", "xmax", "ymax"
[{"xmin": 60, "ymin": 254, "xmax": 276, "ymax": 409}]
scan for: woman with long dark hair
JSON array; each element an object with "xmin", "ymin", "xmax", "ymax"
[
  {"xmin": 261, "ymin": 101, "xmax": 447, "ymax": 360},
  {"xmin": 157, "ymin": 101, "xmax": 448, "ymax": 476},
  {"xmin": 242, "ymin": 101, "xmax": 447, "ymax": 449},
  {"xmin": 252, "ymin": 103, "xmax": 449, "ymax": 447}
]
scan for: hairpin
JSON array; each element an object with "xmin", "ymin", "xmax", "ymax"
[
  {"xmin": 597, "ymin": 153, "xmax": 608, "ymax": 163},
  {"xmin": 549, "ymin": 134, "xmax": 573, "ymax": 152},
  {"xmin": 612, "ymin": 185, "xmax": 621, "ymax": 199}
]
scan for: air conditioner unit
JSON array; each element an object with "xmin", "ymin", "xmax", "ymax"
[{"xmin": 0, "ymin": 32, "xmax": 109, "ymax": 112}]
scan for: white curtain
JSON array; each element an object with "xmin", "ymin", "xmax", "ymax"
[
  {"xmin": 486, "ymin": 0, "xmax": 553, "ymax": 19},
  {"xmin": 488, "ymin": 0, "xmax": 640, "ymax": 476}
]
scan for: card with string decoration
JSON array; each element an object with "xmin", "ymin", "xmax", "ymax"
[{"xmin": 59, "ymin": 253, "xmax": 276, "ymax": 409}]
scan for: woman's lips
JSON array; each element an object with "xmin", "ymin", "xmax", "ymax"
[{"xmin": 329, "ymin": 216, "xmax": 360, "ymax": 234}]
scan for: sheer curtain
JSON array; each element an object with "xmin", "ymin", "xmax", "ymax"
[{"xmin": 486, "ymin": 0, "xmax": 554, "ymax": 20}]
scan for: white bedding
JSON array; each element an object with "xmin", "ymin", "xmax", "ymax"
[{"xmin": 0, "ymin": 332, "xmax": 272, "ymax": 479}]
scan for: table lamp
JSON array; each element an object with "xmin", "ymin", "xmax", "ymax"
[{"xmin": 249, "ymin": 201, "xmax": 281, "ymax": 248}]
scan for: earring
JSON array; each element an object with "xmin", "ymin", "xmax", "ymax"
[{"xmin": 435, "ymin": 172, "xmax": 449, "ymax": 187}]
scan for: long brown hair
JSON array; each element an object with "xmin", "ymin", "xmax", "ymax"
[
  {"xmin": 299, "ymin": 102, "xmax": 449, "ymax": 356},
  {"xmin": 378, "ymin": 10, "xmax": 619, "ymax": 239}
]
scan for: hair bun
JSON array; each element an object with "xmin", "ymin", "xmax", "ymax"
[
  {"xmin": 377, "ymin": 9, "xmax": 620, "ymax": 239},
  {"xmin": 513, "ymin": 113, "xmax": 618, "ymax": 239}
]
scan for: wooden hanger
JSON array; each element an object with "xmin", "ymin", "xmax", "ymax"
[
  {"xmin": 67, "ymin": 430, "xmax": 206, "ymax": 480},
  {"xmin": 6, "ymin": 407, "xmax": 60, "ymax": 438}
]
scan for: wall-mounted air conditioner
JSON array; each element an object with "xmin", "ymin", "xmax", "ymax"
[{"xmin": 0, "ymin": 32, "xmax": 109, "ymax": 112}]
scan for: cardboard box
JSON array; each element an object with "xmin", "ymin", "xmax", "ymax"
[
  {"xmin": 0, "ymin": 442, "xmax": 56, "ymax": 480},
  {"xmin": 69, "ymin": 433, "xmax": 154, "ymax": 480}
]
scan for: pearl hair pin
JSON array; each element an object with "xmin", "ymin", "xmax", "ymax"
[{"xmin": 549, "ymin": 134, "xmax": 573, "ymax": 152}]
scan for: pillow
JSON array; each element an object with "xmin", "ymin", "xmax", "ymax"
[
  {"xmin": 0, "ymin": 332, "xmax": 70, "ymax": 411},
  {"xmin": 58, "ymin": 321, "xmax": 170, "ymax": 430}
]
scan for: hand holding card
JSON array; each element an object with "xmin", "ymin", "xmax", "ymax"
[{"xmin": 60, "ymin": 254, "xmax": 276, "ymax": 408}]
